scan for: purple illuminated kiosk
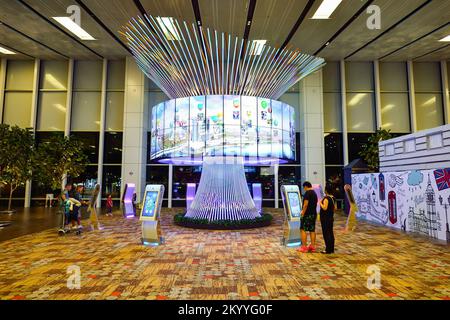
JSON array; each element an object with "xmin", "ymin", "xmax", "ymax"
[
  {"xmin": 122, "ymin": 14, "xmax": 325, "ymax": 224},
  {"xmin": 122, "ymin": 183, "xmax": 136, "ymax": 218}
]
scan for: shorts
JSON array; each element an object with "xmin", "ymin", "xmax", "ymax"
[{"xmin": 301, "ymin": 213, "xmax": 317, "ymax": 232}]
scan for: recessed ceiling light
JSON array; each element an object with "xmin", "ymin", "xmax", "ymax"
[
  {"xmin": 157, "ymin": 17, "xmax": 180, "ymax": 41},
  {"xmin": 0, "ymin": 46, "xmax": 16, "ymax": 55},
  {"xmin": 52, "ymin": 17, "xmax": 96, "ymax": 40},
  {"xmin": 251, "ymin": 40, "xmax": 267, "ymax": 56},
  {"xmin": 311, "ymin": 0, "xmax": 343, "ymax": 19},
  {"xmin": 439, "ymin": 35, "xmax": 450, "ymax": 42}
]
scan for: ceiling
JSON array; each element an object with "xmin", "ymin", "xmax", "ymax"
[{"xmin": 0, "ymin": 0, "xmax": 449, "ymax": 62}]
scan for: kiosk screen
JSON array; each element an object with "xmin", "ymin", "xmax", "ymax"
[
  {"xmin": 142, "ymin": 191, "xmax": 159, "ymax": 218},
  {"xmin": 287, "ymin": 192, "xmax": 301, "ymax": 217}
]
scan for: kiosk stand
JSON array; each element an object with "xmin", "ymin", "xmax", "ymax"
[
  {"xmin": 87, "ymin": 184, "xmax": 101, "ymax": 231},
  {"xmin": 280, "ymin": 185, "xmax": 302, "ymax": 247},
  {"xmin": 252, "ymin": 183, "xmax": 263, "ymax": 214},
  {"xmin": 344, "ymin": 184, "xmax": 358, "ymax": 232},
  {"xmin": 122, "ymin": 183, "xmax": 136, "ymax": 218},
  {"xmin": 186, "ymin": 183, "xmax": 196, "ymax": 211},
  {"xmin": 140, "ymin": 185, "xmax": 165, "ymax": 246}
]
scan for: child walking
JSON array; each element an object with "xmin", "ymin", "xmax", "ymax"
[{"xmin": 106, "ymin": 194, "xmax": 113, "ymax": 217}]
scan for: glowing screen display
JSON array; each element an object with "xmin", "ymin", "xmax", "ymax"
[
  {"xmin": 151, "ymin": 95, "xmax": 296, "ymax": 162},
  {"xmin": 287, "ymin": 192, "xmax": 301, "ymax": 217},
  {"xmin": 142, "ymin": 191, "xmax": 159, "ymax": 218}
]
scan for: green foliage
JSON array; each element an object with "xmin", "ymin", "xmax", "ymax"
[
  {"xmin": 358, "ymin": 128, "xmax": 393, "ymax": 172},
  {"xmin": 33, "ymin": 135, "xmax": 90, "ymax": 191},
  {"xmin": 0, "ymin": 125, "xmax": 35, "ymax": 210},
  {"xmin": 174, "ymin": 213, "xmax": 273, "ymax": 228}
]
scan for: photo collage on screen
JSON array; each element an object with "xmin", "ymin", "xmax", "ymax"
[{"xmin": 151, "ymin": 96, "xmax": 296, "ymax": 161}]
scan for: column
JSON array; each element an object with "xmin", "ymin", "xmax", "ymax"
[
  {"xmin": 24, "ymin": 59, "xmax": 40, "ymax": 208},
  {"xmin": 97, "ymin": 59, "xmax": 108, "ymax": 208},
  {"xmin": 373, "ymin": 60, "xmax": 382, "ymax": 129},
  {"xmin": 274, "ymin": 164, "xmax": 279, "ymax": 209},
  {"xmin": 168, "ymin": 164, "xmax": 173, "ymax": 208},
  {"xmin": 299, "ymin": 69, "xmax": 325, "ymax": 186},
  {"xmin": 407, "ymin": 60, "xmax": 417, "ymax": 132},
  {"xmin": 0, "ymin": 59, "xmax": 6, "ymax": 122},
  {"xmin": 441, "ymin": 60, "xmax": 449, "ymax": 124},
  {"xmin": 340, "ymin": 60, "xmax": 349, "ymax": 165},
  {"xmin": 121, "ymin": 57, "xmax": 149, "ymax": 203}
]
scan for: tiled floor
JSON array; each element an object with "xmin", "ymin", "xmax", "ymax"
[{"xmin": 0, "ymin": 208, "xmax": 448, "ymax": 300}]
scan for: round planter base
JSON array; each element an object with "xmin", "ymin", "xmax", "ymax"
[{"xmin": 173, "ymin": 213, "xmax": 273, "ymax": 230}]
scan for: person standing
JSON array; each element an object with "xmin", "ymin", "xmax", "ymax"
[
  {"xmin": 298, "ymin": 181, "xmax": 318, "ymax": 253},
  {"xmin": 319, "ymin": 184, "xmax": 336, "ymax": 254},
  {"xmin": 106, "ymin": 194, "xmax": 113, "ymax": 217}
]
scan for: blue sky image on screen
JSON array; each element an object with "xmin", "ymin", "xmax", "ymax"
[
  {"xmin": 142, "ymin": 191, "xmax": 159, "ymax": 218},
  {"xmin": 288, "ymin": 192, "xmax": 301, "ymax": 217},
  {"xmin": 258, "ymin": 98, "xmax": 272, "ymax": 158},
  {"xmin": 189, "ymin": 96, "xmax": 206, "ymax": 156},
  {"xmin": 241, "ymin": 96, "xmax": 258, "ymax": 157},
  {"xmin": 224, "ymin": 95, "xmax": 241, "ymax": 156},
  {"xmin": 271, "ymin": 100, "xmax": 283, "ymax": 158},
  {"xmin": 206, "ymin": 95, "xmax": 224, "ymax": 156},
  {"xmin": 174, "ymin": 97, "xmax": 189, "ymax": 157}
]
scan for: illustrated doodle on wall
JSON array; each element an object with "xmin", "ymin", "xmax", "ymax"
[{"xmin": 352, "ymin": 168, "xmax": 450, "ymax": 242}]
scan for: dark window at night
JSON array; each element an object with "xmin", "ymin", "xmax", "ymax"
[
  {"xmin": 70, "ymin": 165, "xmax": 99, "ymax": 198},
  {"xmin": 102, "ymin": 166, "xmax": 122, "ymax": 199},
  {"xmin": 324, "ymin": 133, "xmax": 343, "ymax": 165},
  {"xmin": 245, "ymin": 167, "xmax": 275, "ymax": 199},
  {"xmin": 325, "ymin": 166, "xmax": 344, "ymax": 200},
  {"xmin": 70, "ymin": 132, "xmax": 100, "ymax": 164},
  {"xmin": 172, "ymin": 166, "xmax": 202, "ymax": 199},
  {"xmin": 104, "ymin": 132, "xmax": 123, "ymax": 164},
  {"xmin": 35, "ymin": 131, "xmax": 64, "ymax": 147},
  {"xmin": 348, "ymin": 133, "xmax": 373, "ymax": 163},
  {"xmin": 146, "ymin": 165, "xmax": 169, "ymax": 199}
]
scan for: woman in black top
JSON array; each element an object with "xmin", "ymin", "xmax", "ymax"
[{"xmin": 319, "ymin": 184, "xmax": 336, "ymax": 254}]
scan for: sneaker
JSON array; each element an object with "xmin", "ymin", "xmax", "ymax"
[
  {"xmin": 308, "ymin": 245, "xmax": 316, "ymax": 253},
  {"xmin": 298, "ymin": 246, "xmax": 309, "ymax": 253}
]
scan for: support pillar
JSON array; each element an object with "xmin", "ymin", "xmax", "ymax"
[
  {"xmin": 121, "ymin": 57, "xmax": 148, "ymax": 204},
  {"xmin": 299, "ymin": 69, "xmax": 325, "ymax": 186}
]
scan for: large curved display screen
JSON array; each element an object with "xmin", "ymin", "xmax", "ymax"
[{"xmin": 150, "ymin": 95, "xmax": 296, "ymax": 164}]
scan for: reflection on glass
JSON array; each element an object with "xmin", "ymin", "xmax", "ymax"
[{"xmin": 172, "ymin": 166, "xmax": 202, "ymax": 199}]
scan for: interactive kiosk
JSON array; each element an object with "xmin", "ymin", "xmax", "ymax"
[
  {"xmin": 122, "ymin": 183, "xmax": 136, "ymax": 218},
  {"xmin": 252, "ymin": 183, "xmax": 263, "ymax": 214},
  {"xmin": 280, "ymin": 185, "xmax": 302, "ymax": 247},
  {"xmin": 87, "ymin": 184, "xmax": 101, "ymax": 230},
  {"xmin": 186, "ymin": 183, "xmax": 196, "ymax": 211},
  {"xmin": 344, "ymin": 184, "xmax": 358, "ymax": 232},
  {"xmin": 140, "ymin": 185, "xmax": 165, "ymax": 246}
]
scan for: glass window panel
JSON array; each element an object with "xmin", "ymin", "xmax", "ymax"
[
  {"xmin": 172, "ymin": 166, "xmax": 202, "ymax": 200},
  {"xmin": 415, "ymin": 93, "xmax": 444, "ymax": 131},
  {"xmin": 70, "ymin": 132, "xmax": 99, "ymax": 164},
  {"xmin": 146, "ymin": 165, "xmax": 169, "ymax": 199},
  {"xmin": 414, "ymin": 62, "xmax": 442, "ymax": 92},
  {"xmin": 380, "ymin": 93, "xmax": 410, "ymax": 132},
  {"xmin": 104, "ymin": 132, "xmax": 123, "ymax": 164},
  {"xmin": 379, "ymin": 62, "xmax": 407, "ymax": 92},
  {"xmin": 70, "ymin": 165, "xmax": 98, "ymax": 198},
  {"xmin": 245, "ymin": 166, "xmax": 275, "ymax": 199},
  {"xmin": 35, "ymin": 131, "xmax": 64, "ymax": 146},
  {"xmin": 6, "ymin": 60, "xmax": 34, "ymax": 90},
  {"xmin": 37, "ymin": 92, "xmax": 67, "ymax": 131},
  {"xmin": 3, "ymin": 92, "xmax": 32, "ymax": 128},
  {"xmin": 348, "ymin": 133, "xmax": 372, "ymax": 163},
  {"xmin": 73, "ymin": 61, "xmax": 102, "ymax": 90},
  {"xmin": 325, "ymin": 166, "xmax": 344, "ymax": 201},
  {"xmin": 448, "ymin": 61, "xmax": 450, "ymax": 89},
  {"xmin": 324, "ymin": 133, "xmax": 343, "ymax": 165},
  {"xmin": 278, "ymin": 166, "xmax": 301, "ymax": 205},
  {"xmin": 346, "ymin": 93, "xmax": 375, "ymax": 132},
  {"xmin": 40, "ymin": 60, "xmax": 68, "ymax": 90},
  {"xmin": 105, "ymin": 92, "xmax": 124, "ymax": 131},
  {"xmin": 346, "ymin": 62, "xmax": 374, "ymax": 91},
  {"xmin": 102, "ymin": 166, "xmax": 122, "ymax": 198},
  {"xmin": 107, "ymin": 60, "xmax": 125, "ymax": 90},
  {"xmin": 324, "ymin": 92, "xmax": 342, "ymax": 132},
  {"xmin": 71, "ymin": 92, "xmax": 101, "ymax": 131},
  {"xmin": 323, "ymin": 61, "xmax": 340, "ymax": 92}
]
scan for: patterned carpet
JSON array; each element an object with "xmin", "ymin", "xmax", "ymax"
[{"xmin": 0, "ymin": 209, "xmax": 449, "ymax": 300}]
